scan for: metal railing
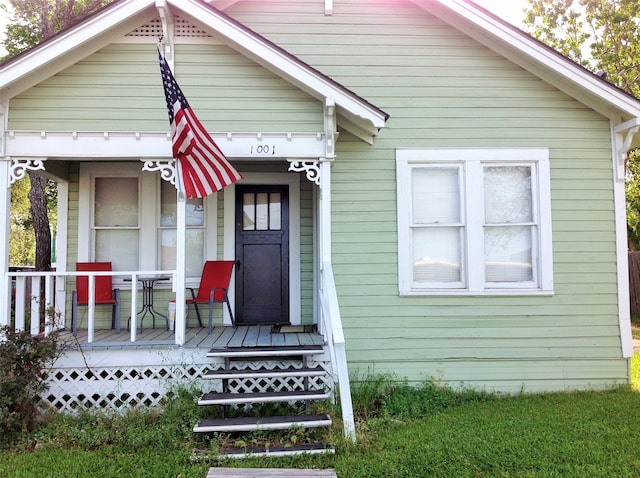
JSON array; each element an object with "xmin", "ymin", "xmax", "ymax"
[{"xmin": 318, "ymin": 260, "xmax": 355, "ymax": 441}]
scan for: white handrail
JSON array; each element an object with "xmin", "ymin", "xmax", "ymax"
[
  {"xmin": 319, "ymin": 260, "xmax": 355, "ymax": 441},
  {"xmin": 6, "ymin": 270, "xmax": 176, "ymax": 343}
]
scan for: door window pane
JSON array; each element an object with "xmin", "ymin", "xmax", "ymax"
[
  {"xmin": 256, "ymin": 193, "xmax": 269, "ymax": 230},
  {"xmin": 269, "ymin": 193, "xmax": 282, "ymax": 230},
  {"xmin": 243, "ymin": 193, "xmax": 255, "ymax": 230}
]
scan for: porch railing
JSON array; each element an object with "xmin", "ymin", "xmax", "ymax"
[
  {"xmin": 319, "ymin": 260, "xmax": 356, "ymax": 441},
  {"xmin": 5, "ymin": 270, "xmax": 176, "ymax": 343}
]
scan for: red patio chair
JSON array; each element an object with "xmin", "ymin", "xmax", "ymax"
[
  {"xmin": 71, "ymin": 262, "xmax": 121, "ymax": 335},
  {"xmin": 187, "ymin": 260, "xmax": 235, "ymax": 332}
]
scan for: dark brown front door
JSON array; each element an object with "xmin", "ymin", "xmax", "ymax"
[{"xmin": 235, "ymin": 185, "xmax": 289, "ymax": 325}]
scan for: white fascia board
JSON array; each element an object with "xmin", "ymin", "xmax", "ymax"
[
  {"xmin": 0, "ymin": 0, "xmax": 157, "ymax": 101},
  {"xmin": 168, "ymin": 0, "xmax": 388, "ymax": 132},
  {"xmin": 414, "ymin": 0, "xmax": 640, "ymax": 121},
  {"xmin": 5, "ymin": 130, "xmax": 327, "ymax": 158}
]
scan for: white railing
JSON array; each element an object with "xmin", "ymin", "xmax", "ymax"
[
  {"xmin": 6, "ymin": 270, "xmax": 176, "ymax": 343},
  {"xmin": 318, "ymin": 260, "xmax": 355, "ymax": 441}
]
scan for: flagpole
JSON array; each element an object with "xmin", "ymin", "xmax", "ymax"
[{"xmin": 160, "ymin": 39, "xmax": 187, "ymax": 344}]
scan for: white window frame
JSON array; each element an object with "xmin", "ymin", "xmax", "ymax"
[
  {"xmin": 78, "ymin": 162, "xmax": 217, "ymax": 285},
  {"xmin": 396, "ymin": 148, "xmax": 554, "ymax": 296}
]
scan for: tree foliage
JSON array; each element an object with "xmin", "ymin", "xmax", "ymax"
[
  {"xmin": 524, "ymin": 0, "xmax": 640, "ymax": 248},
  {"xmin": 3, "ymin": 0, "xmax": 111, "ymax": 270},
  {"xmin": 2, "ymin": 0, "xmax": 111, "ymax": 58}
]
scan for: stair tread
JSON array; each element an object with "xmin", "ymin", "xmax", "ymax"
[
  {"xmin": 199, "ymin": 390, "xmax": 328, "ymax": 405},
  {"xmin": 203, "ymin": 366, "xmax": 326, "ymax": 379},
  {"xmin": 194, "ymin": 414, "xmax": 331, "ymax": 433},
  {"xmin": 215, "ymin": 443, "xmax": 336, "ymax": 459}
]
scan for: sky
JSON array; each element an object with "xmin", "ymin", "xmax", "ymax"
[{"xmin": 0, "ymin": 0, "xmax": 530, "ymax": 57}]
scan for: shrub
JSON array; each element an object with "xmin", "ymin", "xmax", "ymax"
[{"xmin": 0, "ymin": 326, "xmax": 61, "ymax": 449}]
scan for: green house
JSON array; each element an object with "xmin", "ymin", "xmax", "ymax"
[{"xmin": 2, "ymin": 0, "xmax": 639, "ymax": 436}]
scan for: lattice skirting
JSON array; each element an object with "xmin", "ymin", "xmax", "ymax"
[{"xmin": 44, "ymin": 348, "xmax": 333, "ymax": 413}]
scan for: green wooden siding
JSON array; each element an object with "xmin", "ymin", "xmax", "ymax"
[
  {"xmin": 8, "ymin": 43, "xmax": 323, "ymax": 132},
  {"xmin": 225, "ymin": 0, "xmax": 627, "ymax": 391}
]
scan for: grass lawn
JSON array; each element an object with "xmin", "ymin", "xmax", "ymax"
[{"xmin": 1, "ymin": 356, "xmax": 640, "ymax": 477}]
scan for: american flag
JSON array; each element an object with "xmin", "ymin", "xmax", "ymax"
[{"xmin": 158, "ymin": 48, "xmax": 242, "ymax": 198}]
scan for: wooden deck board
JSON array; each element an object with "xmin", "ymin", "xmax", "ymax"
[
  {"xmin": 227, "ymin": 326, "xmax": 249, "ymax": 348},
  {"xmin": 242, "ymin": 326, "xmax": 260, "ymax": 347},
  {"xmin": 62, "ymin": 326, "xmax": 324, "ymax": 351}
]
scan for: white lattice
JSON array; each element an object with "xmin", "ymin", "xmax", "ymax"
[{"xmin": 43, "ymin": 359, "xmax": 332, "ymax": 412}]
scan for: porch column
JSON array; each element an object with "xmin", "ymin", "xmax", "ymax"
[
  {"xmin": 0, "ymin": 157, "xmax": 10, "ymax": 325},
  {"xmin": 174, "ymin": 192, "xmax": 186, "ymax": 345}
]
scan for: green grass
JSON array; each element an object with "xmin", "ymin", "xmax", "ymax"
[{"xmin": 2, "ymin": 360, "xmax": 640, "ymax": 477}]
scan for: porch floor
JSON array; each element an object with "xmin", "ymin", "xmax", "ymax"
[{"xmin": 63, "ymin": 325, "xmax": 325, "ymax": 350}]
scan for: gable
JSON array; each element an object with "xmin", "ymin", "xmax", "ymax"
[
  {"xmin": 0, "ymin": 0, "xmax": 388, "ymax": 144},
  {"xmin": 8, "ymin": 42, "xmax": 323, "ymax": 133}
]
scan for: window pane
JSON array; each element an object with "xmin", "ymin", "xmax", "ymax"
[
  {"xmin": 96, "ymin": 230, "xmax": 139, "ymax": 270},
  {"xmin": 413, "ymin": 227, "xmax": 461, "ymax": 282},
  {"xmin": 485, "ymin": 226, "xmax": 533, "ymax": 282},
  {"xmin": 161, "ymin": 180, "xmax": 204, "ymax": 226},
  {"xmin": 256, "ymin": 193, "xmax": 269, "ymax": 230},
  {"xmin": 269, "ymin": 193, "xmax": 281, "ymax": 230},
  {"xmin": 484, "ymin": 166, "xmax": 532, "ymax": 223},
  {"xmin": 95, "ymin": 178, "xmax": 138, "ymax": 227},
  {"xmin": 243, "ymin": 193, "xmax": 255, "ymax": 230},
  {"xmin": 412, "ymin": 167, "xmax": 460, "ymax": 224},
  {"xmin": 160, "ymin": 229, "xmax": 204, "ymax": 276}
]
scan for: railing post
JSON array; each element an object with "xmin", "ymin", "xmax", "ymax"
[{"xmin": 87, "ymin": 274, "xmax": 95, "ymax": 343}]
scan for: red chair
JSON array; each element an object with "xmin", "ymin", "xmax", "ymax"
[
  {"xmin": 187, "ymin": 260, "xmax": 235, "ymax": 332},
  {"xmin": 71, "ymin": 262, "xmax": 121, "ymax": 335}
]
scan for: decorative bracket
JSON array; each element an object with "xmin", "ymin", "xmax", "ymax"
[
  {"xmin": 288, "ymin": 160, "xmax": 321, "ymax": 186},
  {"xmin": 142, "ymin": 159, "xmax": 177, "ymax": 186},
  {"xmin": 324, "ymin": 98, "xmax": 336, "ymax": 160},
  {"xmin": 9, "ymin": 158, "xmax": 45, "ymax": 185},
  {"xmin": 613, "ymin": 118, "xmax": 640, "ymax": 181}
]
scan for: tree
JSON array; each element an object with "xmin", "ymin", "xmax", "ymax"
[
  {"xmin": 524, "ymin": 0, "xmax": 640, "ymax": 249},
  {"xmin": 2, "ymin": 0, "xmax": 111, "ymax": 324}
]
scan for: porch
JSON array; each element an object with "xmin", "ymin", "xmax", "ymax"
[{"xmin": 65, "ymin": 325, "xmax": 325, "ymax": 350}]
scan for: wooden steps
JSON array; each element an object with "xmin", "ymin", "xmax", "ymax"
[
  {"xmin": 194, "ymin": 414, "xmax": 332, "ymax": 433},
  {"xmin": 194, "ymin": 343, "xmax": 334, "ymax": 458},
  {"xmin": 202, "ymin": 366, "xmax": 326, "ymax": 380},
  {"xmin": 198, "ymin": 390, "xmax": 330, "ymax": 406}
]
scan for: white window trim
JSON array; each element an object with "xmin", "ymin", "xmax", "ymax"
[{"xmin": 396, "ymin": 148, "xmax": 554, "ymax": 296}]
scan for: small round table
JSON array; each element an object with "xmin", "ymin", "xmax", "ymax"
[{"xmin": 125, "ymin": 276, "xmax": 170, "ymax": 331}]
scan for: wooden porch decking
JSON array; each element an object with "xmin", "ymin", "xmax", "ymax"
[{"xmin": 64, "ymin": 325, "xmax": 325, "ymax": 350}]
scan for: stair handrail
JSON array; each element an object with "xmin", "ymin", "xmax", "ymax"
[{"xmin": 319, "ymin": 260, "xmax": 355, "ymax": 441}]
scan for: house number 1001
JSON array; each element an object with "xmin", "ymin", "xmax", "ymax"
[{"xmin": 250, "ymin": 144, "xmax": 276, "ymax": 155}]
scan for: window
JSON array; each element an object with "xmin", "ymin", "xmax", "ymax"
[
  {"xmin": 79, "ymin": 163, "xmax": 217, "ymax": 282},
  {"xmin": 396, "ymin": 148, "xmax": 553, "ymax": 295},
  {"xmin": 93, "ymin": 177, "xmax": 140, "ymax": 271},
  {"xmin": 159, "ymin": 180, "xmax": 205, "ymax": 277}
]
